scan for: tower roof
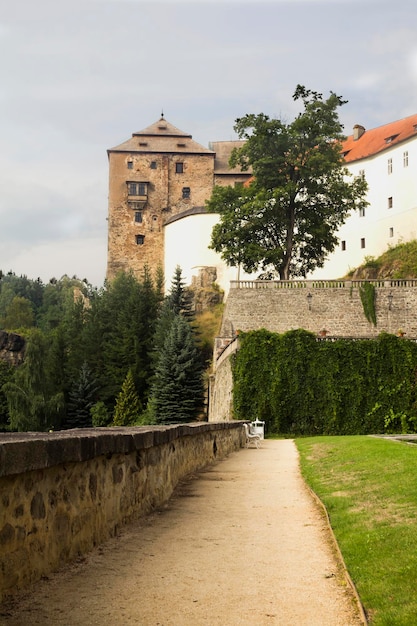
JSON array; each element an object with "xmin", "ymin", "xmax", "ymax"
[{"xmin": 108, "ymin": 117, "xmax": 214, "ymax": 155}]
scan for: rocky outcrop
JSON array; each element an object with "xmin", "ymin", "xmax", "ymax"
[
  {"xmin": 190, "ymin": 267, "xmax": 224, "ymax": 312},
  {"xmin": 0, "ymin": 331, "xmax": 26, "ymax": 366}
]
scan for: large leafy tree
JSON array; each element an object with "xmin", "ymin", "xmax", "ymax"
[
  {"xmin": 2, "ymin": 329, "xmax": 64, "ymax": 431},
  {"xmin": 206, "ymin": 85, "xmax": 368, "ymax": 280}
]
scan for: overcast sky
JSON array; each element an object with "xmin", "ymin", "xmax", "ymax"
[{"xmin": 1, "ymin": 0, "xmax": 416, "ymax": 287}]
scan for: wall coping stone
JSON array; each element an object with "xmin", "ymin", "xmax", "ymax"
[{"xmin": 0, "ymin": 422, "xmax": 242, "ymax": 478}]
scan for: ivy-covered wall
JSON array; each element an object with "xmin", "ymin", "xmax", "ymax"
[{"xmin": 232, "ymin": 329, "xmax": 417, "ymax": 435}]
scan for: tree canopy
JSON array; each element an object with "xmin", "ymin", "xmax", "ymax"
[{"xmin": 206, "ymin": 85, "xmax": 368, "ymax": 280}]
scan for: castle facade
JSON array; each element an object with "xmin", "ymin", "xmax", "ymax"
[{"xmin": 107, "ymin": 113, "xmax": 417, "ymax": 290}]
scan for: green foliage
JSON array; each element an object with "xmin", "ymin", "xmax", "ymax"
[
  {"xmin": 150, "ymin": 314, "xmax": 205, "ymax": 424},
  {"xmin": 112, "ymin": 369, "xmax": 142, "ymax": 426},
  {"xmin": 90, "ymin": 401, "xmax": 111, "ymax": 427},
  {"xmin": 0, "ymin": 360, "xmax": 13, "ymax": 430},
  {"xmin": 359, "ymin": 281, "xmax": 377, "ymax": 326},
  {"xmin": 1, "ymin": 296, "xmax": 35, "ymax": 330},
  {"xmin": 2, "ymin": 329, "xmax": 64, "ymax": 431},
  {"xmin": 206, "ymin": 85, "xmax": 368, "ymax": 280},
  {"xmin": 0, "ymin": 267, "xmax": 208, "ymax": 432},
  {"xmin": 232, "ymin": 329, "xmax": 417, "ymax": 435},
  {"xmin": 347, "ymin": 239, "xmax": 417, "ymax": 279}
]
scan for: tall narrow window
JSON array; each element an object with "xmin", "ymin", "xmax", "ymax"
[
  {"xmin": 341, "ymin": 240, "xmax": 346, "ymax": 251},
  {"xmin": 388, "ymin": 158, "xmax": 393, "ymax": 174},
  {"xmin": 134, "ymin": 211, "xmax": 142, "ymax": 223},
  {"xmin": 182, "ymin": 187, "xmax": 190, "ymax": 199},
  {"xmin": 127, "ymin": 160, "xmax": 133, "ymax": 170},
  {"xmin": 361, "ymin": 238, "xmax": 366, "ymax": 249},
  {"xmin": 403, "ymin": 151, "xmax": 409, "ymax": 167},
  {"xmin": 389, "ymin": 227, "xmax": 394, "ymax": 238},
  {"xmin": 359, "ymin": 206, "xmax": 365, "ymax": 217},
  {"xmin": 358, "ymin": 169, "xmax": 365, "ymax": 179},
  {"xmin": 388, "ymin": 196, "xmax": 393, "ymax": 209},
  {"xmin": 175, "ymin": 162, "xmax": 184, "ymax": 174}
]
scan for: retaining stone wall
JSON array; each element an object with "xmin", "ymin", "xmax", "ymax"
[
  {"xmin": 219, "ymin": 283, "xmax": 417, "ymax": 338},
  {"xmin": 0, "ymin": 422, "xmax": 244, "ymax": 601}
]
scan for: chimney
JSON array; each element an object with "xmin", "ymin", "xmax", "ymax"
[{"xmin": 353, "ymin": 124, "xmax": 365, "ymax": 141}]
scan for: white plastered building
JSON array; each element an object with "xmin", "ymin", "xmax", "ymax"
[{"xmin": 311, "ymin": 114, "xmax": 417, "ymax": 279}]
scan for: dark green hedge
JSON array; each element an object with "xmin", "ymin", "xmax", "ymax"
[{"xmin": 232, "ymin": 329, "xmax": 417, "ymax": 435}]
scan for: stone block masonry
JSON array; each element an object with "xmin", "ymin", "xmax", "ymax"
[
  {"xmin": 219, "ymin": 280, "xmax": 417, "ymax": 339},
  {"xmin": 0, "ymin": 422, "xmax": 244, "ymax": 602}
]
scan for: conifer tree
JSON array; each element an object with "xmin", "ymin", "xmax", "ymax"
[
  {"xmin": 65, "ymin": 362, "xmax": 98, "ymax": 429},
  {"xmin": 150, "ymin": 314, "xmax": 205, "ymax": 424},
  {"xmin": 112, "ymin": 369, "xmax": 142, "ymax": 426}
]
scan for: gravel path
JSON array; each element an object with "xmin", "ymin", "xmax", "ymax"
[{"xmin": 1, "ymin": 439, "xmax": 364, "ymax": 625}]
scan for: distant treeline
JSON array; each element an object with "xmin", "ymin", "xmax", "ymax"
[{"xmin": 0, "ymin": 267, "xmax": 205, "ymax": 431}]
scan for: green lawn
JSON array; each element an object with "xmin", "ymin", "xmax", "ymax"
[{"xmin": 296, "ymin": 436, "xmax": 417, "ymax": 626}]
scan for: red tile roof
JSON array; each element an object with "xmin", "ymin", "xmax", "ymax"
[{"xmin": 342, "ymin": 113, "xmax": 417, "ymax": 163}]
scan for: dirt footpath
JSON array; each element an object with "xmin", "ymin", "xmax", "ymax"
[{"xmin": 1, "ymin": 439, "xmax": 364, "ymax": 626}]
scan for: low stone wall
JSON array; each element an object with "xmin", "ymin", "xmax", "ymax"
[{"xmin": 0, "ymin": 422, "xmax": 244, "ymax": 602}]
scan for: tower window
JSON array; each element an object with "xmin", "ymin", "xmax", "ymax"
[
  {"xmin": 182, "ymin": 187, "xmax": 190, "ymax": 199},
  {"xmin": 388, "ymin": 196, "xmax": 393, "ymax": 209},
  {"xmin": 134, "ymin": 212, "xmax": 142, "ymax": 223},
  {"xmin": 359, "ymin": 206, "xmax": 365, "ymax": 217},
  {"xmin": 388, "ymin": 158, "xmax": 393, "ymax": 174},
  {"xmin": 389, "ymin": 227, "xmax": 394, "ymax": 238},
  {"xmin": 361, "ymin": 238, "xmax": 366, "ymax": 249},
  {"xmin": 341, "ymin": 240, "xmax": 346, "ymax": 251},
  {"xmin": 404, "ymin": 151, "xmax": 409, "ymax": 167},
  {"xmin": 128, "ymin": 182, "xmax": 148, "ymax": 196},
  {"xmin": 175, "ymin": 162, "xmax": 184, "ymax": 174},
  {"xmin": 135, "ymin": 235, "xmax": 145, "ymax": 245}
]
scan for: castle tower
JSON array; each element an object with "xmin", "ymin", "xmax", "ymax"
[
  {"xmin": 106, "ymin": 116, "xmax": 217, "ymax": 281},
  {"xmin": 106, "ymin": 117, "xmax": 252, "ymax": 288}
]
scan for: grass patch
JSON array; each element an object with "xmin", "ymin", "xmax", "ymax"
[{"xmin": 296, "ymin": 436, "xmax": 417, "ymax": 625}]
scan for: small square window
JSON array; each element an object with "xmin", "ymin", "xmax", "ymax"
[
  {"xmin": 388, "ymin": 197, "xmax": 393, "ymax": 209},
  {"xmin": 389, "ymin": 227, "xmax": 394, "ymax": 238},
  {"xmin": 388, "ymin": 158, "xmax": 393, "ymax": 174},
  {"xmin": 361, "ymin": 238, "xmax": 366, "ymax": 249},
  {"xmin": 182, "ymin": 187, "xmax": 190, "ymax": 199},
  {"xmin": 135, "ymin": 235, "xmax": 145, "ymax": 245},
  {"xmin": 127, "ymin": 161, "xmax": 133, "ymax": 170},
  {"xmin": 341, "ymin": 240, "xmax": 346, "ymax": 251},
  {"xmin": 175, "ymin": 162, "xmax": 184, "ymax": 174},
  {"xmin": 134, "ymin": 212, "xmax": 142, "ymax": 223},
  {"xmin": 150, "ymin": 161, "xmax": 157, "ymax": 170}
]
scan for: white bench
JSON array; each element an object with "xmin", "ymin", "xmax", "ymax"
[{"xmin": 243, "ymin": 423, "xmax": 261, "ymax": 448}]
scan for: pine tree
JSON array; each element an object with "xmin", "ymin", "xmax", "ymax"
[
  {"xmin": 150, "ymin": 314, "xmax": 205, "ymax": 424},
  {"xmin": 112, "ymin": 369, "xmax": 142, "ymax": 426},
  {"xmin": 65, "ymin": 362, "xmax": 98, "ymax": 429}
]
